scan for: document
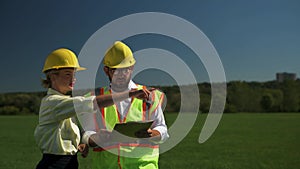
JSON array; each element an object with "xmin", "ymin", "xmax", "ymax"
[{"xmin": 113, "ymin": 120, "xmax": 154, "ymax": 138}]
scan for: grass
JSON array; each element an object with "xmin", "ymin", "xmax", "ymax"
[{"xmin": 0, "ymin": 113, "xmax": 299, "ymax": 169}]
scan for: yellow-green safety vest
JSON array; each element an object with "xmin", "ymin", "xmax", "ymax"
[{"xmin": 91, "ymin": 85, "xmax": 164, "ymax": 169}]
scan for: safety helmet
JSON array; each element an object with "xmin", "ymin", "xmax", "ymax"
[
  {"xmin": 103, "ymin": 41, "xmax": 136, "ymax": 68},
  {"xmin": 42, "ymin": 48, "xmax": 86, "ymax": 72}
]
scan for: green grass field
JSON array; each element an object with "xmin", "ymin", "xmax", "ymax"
[{"xmin": 0, "ymin": 113, "xmax": 299, "ymax": 169}]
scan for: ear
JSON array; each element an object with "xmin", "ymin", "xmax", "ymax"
[
  {"xmin": 48, "ymin": 73, "xmax": 55, "ymax": 81},
  {"xmin": 48, "ymin": 73, "xmax": 56, "ymax": 87},
  {"xmin": 103, "ymin": 66, "xmax": 110, "ymax": 76}
]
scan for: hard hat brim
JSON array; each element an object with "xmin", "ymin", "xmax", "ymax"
[
  {"xmin": 76, "ymin": 67, "xmax": 86, "ymax": 71},
  {"xmin": 108, "ymin": 60, "xmax": 136, "ymax": 68},
  {"xmin": 42, "ymin": 66, "xmax": 86, "ymax": 73},
  {"xmin": 104, "ymin": 55, "xmax": 136, "ymax": 68}
]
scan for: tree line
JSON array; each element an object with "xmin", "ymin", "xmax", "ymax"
[
  {"xmin": 159, "ymin": 80, "xmax": 300, "ymax": 113},
  {"xmin": 0, "ymin": 80, "xmax": 299, "ymax": 115}
]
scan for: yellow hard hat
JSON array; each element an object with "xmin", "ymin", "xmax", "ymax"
[
  {"xmin": 42, "ymin": 48, "xmax": 86, "ymax": 72},
  {"xmin": 103, "ymin": 41, "xmax": 136, "ymax": 68}
]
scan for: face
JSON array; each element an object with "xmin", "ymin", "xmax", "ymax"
[
  {"xmin": 104, "ymin": 66, "xmax": 133, "ymax": 92},
  {"xmin": 50, "ymin": 68, "xmax": 76, "ymax": 94}
]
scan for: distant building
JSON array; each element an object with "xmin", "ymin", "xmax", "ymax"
[{"xmin": 276, "ymin": 72, "xmax": 297, "ymax": 82}]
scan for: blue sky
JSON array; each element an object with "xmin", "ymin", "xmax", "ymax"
[{"xmin": 0, "ymin": 0, "xmax": 300, "ymax": 93}]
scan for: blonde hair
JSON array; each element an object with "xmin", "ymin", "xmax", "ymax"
[{"xmin": 41, "ymin": 70, "xmax": 59, "ymax": 88}]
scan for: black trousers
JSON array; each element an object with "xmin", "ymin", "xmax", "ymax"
[{"xmin": 36, "ymin": 153, "xmax": 78, "ymax": 169}]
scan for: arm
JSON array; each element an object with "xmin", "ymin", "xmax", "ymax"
[
  {"xmin": 51, "ymin": 88, "xmax": 152, "ymax": 121},
  {"xmin": 39, "ymin": 95, "xmax": 95, "ymax": 124},
  {"xmin": 82, "ymin": 130, "xmax": 112, "ymax": 147},
  {"xmin": 148, "ymin": 106, "xmax": 169, "ymax": 143},
  {"xmin": 95, "ymin": 88, "xmax": 153, "ymax": 108}
]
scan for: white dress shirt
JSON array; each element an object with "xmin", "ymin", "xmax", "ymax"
[{"xmin": 81, "ymin": 80, "xmax": 169, "ymax": 145}]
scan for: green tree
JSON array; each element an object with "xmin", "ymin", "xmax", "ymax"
[
  {"xmin": 281, "ymin": 80, "xmax": 299, "ymax": 112},
  {"xmin": 260, "ymin": 94, "xmax": 273, "ymax": 112},
  {"xmin": 0, "ymin": 106, "xmax": 19, "ymax": 115}
]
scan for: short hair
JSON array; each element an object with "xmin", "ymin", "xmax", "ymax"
[{"xmin": 41, "ymin": 70, "xmax": 59, "ymax": 88}]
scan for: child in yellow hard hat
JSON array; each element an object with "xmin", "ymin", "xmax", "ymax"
[{"xmin": 34, "ymin": 48, "xmax": 152, "ymax": 169}]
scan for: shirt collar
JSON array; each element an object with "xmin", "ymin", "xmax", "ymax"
[
  {"xmin": 128, "ymin": 80, "xmax": 138, "ymax": 90},
  {"xmin": 47, "ymin": 88, "xmax": 68, "ymax": 96}
]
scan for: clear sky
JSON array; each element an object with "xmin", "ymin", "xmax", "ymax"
[{"xmin": 0, "ymin": 0, "xmax": 300, "ymax": 93}]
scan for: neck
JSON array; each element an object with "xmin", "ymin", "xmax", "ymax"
[
  {"xmin": 51, "ymin": 86, "xmax": 69, "ymax": 95},
  {"xmin": 111, "ymin": 86, "xmax": 128, "ymax": 92}
]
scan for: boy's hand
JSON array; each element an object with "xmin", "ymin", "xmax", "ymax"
[{"xmin": 78, "ymin": 144, "xmax": 89, "ymax": 158}]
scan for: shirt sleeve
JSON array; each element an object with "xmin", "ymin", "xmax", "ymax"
[
  {"xmin": 151, "ymin": 106, "xmax": 169, "ymax": 143},
  {"xmin": 77, "ymin": 109, "xmax": 98, "ymax": 145},
  {"xmin": 81, "ymin": 130, "xmax": 97, "ymax": 145},
  {"xmin": 54, "ymin": 96, "xmax": 95, "ymax": 119},
  {"xmin": 40, "ymin": 95, "xmax": 95, "ymax": 124}
]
